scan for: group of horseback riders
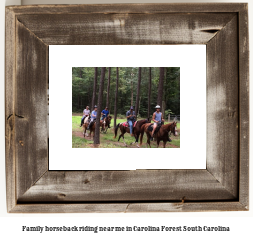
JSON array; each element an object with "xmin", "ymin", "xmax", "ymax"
[
  {"xmin": 80, "ymin": 105, "xmax": 110, "ymax": 130},
  {"xmin": 80, "ymin": 103, "xmax": 177, "ymax": 148},
  {"xmin": 80, "ymin": 104, "xmax": 165, "ymax": 139},
  {"xmin": 113, "ymin": 104, "xmax": 176, "ymax": 148},
  {"xmin": 126, "ymin": 104, "xmax": 164, "ymax": 141}
]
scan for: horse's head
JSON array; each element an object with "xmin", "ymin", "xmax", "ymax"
[
  {"xmin": 100, "ymin": 119, "xmax": 106, "ymax": 130},
  {"xmin": 105, "ymin": 115, "xmax": 112, "ymax": 126},
  {"xmin": 166, "ymin": 121, "xmax": 178, "ymax": 136},
  {"xmin": 147, "ymin": 117, "xmax": 151, "ymax": 123},
  {"xmin": 172, "ymin": 121, "xmax": 178, "ymax": 136}
]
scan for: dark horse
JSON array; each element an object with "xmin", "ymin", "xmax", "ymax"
[
  {"xmin": 101, "ymin": 115, "xmax": 112, "ymax": 133},
  {"xmin": 83, "ymin": 119, "xmax": 105, "ymax": 138},
  {"xmin": 140, "ymin": 121, "xmax": 178, "ymax": 148},
  {"xmin": 114, "ymin": 118, "xmax": 150, "ymax": 147}
]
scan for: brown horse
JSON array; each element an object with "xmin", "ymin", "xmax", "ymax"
[
  {"xmin": 83, "ymin": 119, "xmax": 105, "ymax": 138},
  {"xmin": 101, "ymin": 115, "xmax": 112, "ymax": 133},
  {"xmin": 140, "ymin": 121, "xmax": 178, "ymax": 148},
  {"xmin": 114, "ymin": 118, "xmax": 150, "ymax": 147}
]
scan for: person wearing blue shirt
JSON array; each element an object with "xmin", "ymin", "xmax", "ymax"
[
  {"xmin": 87, "ymin": 105, "xmax": 97, "ymax": 130},
  {"xmin": 126, "ymin": 106, "xmax": 136, "ymax": 136},
  {"xmin": 101, "ymin": 107, "xmax": 109, "ymax": 120}
]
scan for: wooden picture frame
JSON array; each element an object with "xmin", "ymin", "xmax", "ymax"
[{"xmin": 5, "ymin": 3, "xmax": 249, "ymax": 213}]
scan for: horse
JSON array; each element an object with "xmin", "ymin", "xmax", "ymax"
[
  {"xmin": 82, "ymin": 115, "xmax": 90, "ymax": 137},
  {"xmin": 83, "ymin": 115, "xmax": 90, "ymax": 124},
  {"xmin": 140, "ymin": 121, "xmax": 178, "ymax": 148},
  {"xmin": 101, "ymin": 115, "xmax": 112, "ymax": 133},
  {"xmin": 80, "ymin": 114, "xmax": 89, "ymax": 127},
  {"xmin": 114, "ymin": 118, "xmax": 150, "ymax": 147},
  {"xmin": 82, "ymin": 118, "xmax": 105, "ymax": 138}
]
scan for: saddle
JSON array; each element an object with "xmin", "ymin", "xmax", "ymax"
[
  {"xmin": 122, "ymin": 121, "xmax": 137, "ymax": 127},
  {"xmin": 87, "ymin": 118, "xmax": 96, "ymax": 129},
  {"xmin": 81, "ymin": 115, "xmax": 89, "ymax": 127},
  {"xmin": 148, "ymin": 123, "xmax": 162, "ymax": 135}
]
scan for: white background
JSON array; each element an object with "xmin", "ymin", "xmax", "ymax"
[
  {"xmin": 0, "ymin": 0, "xmax": 252, "ymax": 237},
  {"xmin": 49, "ymin": 45, "xmax": 206, "ymax": 170}
]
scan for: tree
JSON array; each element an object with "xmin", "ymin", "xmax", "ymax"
[
  {"xmin": 157, "ymin": 67, "xmax": 164, "ymax": 107},
  {"xmin": 91, "ymin": 67, "xmax": 98, "ymax": 109},
  {"xmin": 106, "ymin": 67, "xmax": 111, "ymax": 110},
  {"xmin": 94, "ymin": 67, "xmax": 106, "ymax": 145},
  {"xmin": 79, "ymin": 67, "xmax": 83, "ymax": 78},
  {"xmin": 165, "ymin": 67, "xmax": 180, "ymax": 115},
  {"xmin": 131, "ymin": 69, "xmax": 134, "ymax": 106},
  {"xmin": 135, "ymin": 67, "xmax": 142, "ymax": 117},
  {"xmin": 72, "ymin": 67, "xmax": 180, "ymax": 116},
  {"xmin": 162, "ymin": 68, "xmax": 167, "ymax": 117},
  {"xmin": 114, "ymin": 67, "xmax": 119, "ymax": 128},
  {"xmin": 79, "ymin": 67, "xmax": 84, "ymax": 109},
  {"xmin": 131, "ymin": 81, "xmax": 133, "ymax": 106},
  {"xmin": 148, "ymin": 67, "xmax": 151, "ymax": 118}
]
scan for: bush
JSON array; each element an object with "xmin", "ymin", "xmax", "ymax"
[
  {"xmin": 116, "ymin": 114, "xmax": 126, "ymax": 119},
  {"xmin": 165, "ymin": 109, "xmax": 174, "ymax": 118}
]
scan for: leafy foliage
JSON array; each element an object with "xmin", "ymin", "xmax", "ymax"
[{"xmin": 72, "ymin": 67, "xmax": 180, "ymax": 117}]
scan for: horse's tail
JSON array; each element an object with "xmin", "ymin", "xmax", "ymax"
[
  {"xmin": 140, "ymin": 124, "xmax": 145, "ymax": 146},
  {"xmin": 114, "ymin": 123, "xmax": 120, "ymax": 139}
]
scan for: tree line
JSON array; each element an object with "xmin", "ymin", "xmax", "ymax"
[{"xmin": 72, "ymin": 67, "xmax": 180, "ymax": 118}]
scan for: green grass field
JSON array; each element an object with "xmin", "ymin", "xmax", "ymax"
[{"xmin": 72, "ymin": 115, "xmax": 180, "ymax": 148}]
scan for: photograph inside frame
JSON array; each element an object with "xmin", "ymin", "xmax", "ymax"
[{"xmin": 72, "ymin": 67, "xmax": 180, "ymax": 148}]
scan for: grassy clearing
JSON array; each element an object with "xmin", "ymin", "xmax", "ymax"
[
  {"xmin": 72, "ymin": 115, "xmax": 180, "ymax": 148},
  {"xmin": 72, "ymin": 135, "xmax": 94, "ymax": 148}
]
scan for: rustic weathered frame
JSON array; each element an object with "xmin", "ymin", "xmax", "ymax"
[{"xmin": 5, "ymin": 4, "xmax": 249, "ymax": 213}]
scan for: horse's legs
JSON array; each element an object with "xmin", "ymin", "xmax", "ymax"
[
  {"xmin": 146, "ymin": 133, "xmax": 151, "ymax": 148},
  {"xmin": 83, "ymin": 126, "xmax": 86, "ymax": 137},
  {"xmin": 163, "ymin": 140, "xmax": 166, "ymax": 148},
  {"xmin": 134, "ymin": 133, "xmax": 139, "ymax": 143},
  {"xmin": 122, "ymin": 135, "xmax": 127, "ymax": 147},
  {"xmin": 84, "ymin": 126, "xmax": 89, "ymax": 137},
  {"xmin": 135, "ymin": 133, "xmax": 140, "ymax": 148},
  {"xmin": 118, "ymin": 127, "xmax": 124, "ymax": 141},
  {"xmin": 147, "ymin": 139, "xmax": 151, "ymax": 148},
  {"xmin": 120, "ymin": 130, "xmax": 127, "ymax": 146},
  {"xmin": 130, "ymin": 133, "xmax": 138, "ymax": 145},
  {"xmin": 121, "ymin": 130, "xmax": 127, "ymax": 146},
  {"xmin": 157, "ymin": 140, "xmax": 160, "ymax": 148}
]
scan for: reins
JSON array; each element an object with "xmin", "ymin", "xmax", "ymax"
[{"xmin": 164, "ymin": 123, "xmax": 174, "ymax": 134}]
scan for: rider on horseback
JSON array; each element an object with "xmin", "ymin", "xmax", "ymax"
[
  {"xmin": 87, "ymin": 105, "xmax": 97, "ymax": 130},
  {"xmin": 80, "ymin": 106, "xmax": 90, "ymax": 127},
  {"xmin": 101, "ymin": 107, "xmax": 109, "ymax": 119},
  {"xmin": 101, "ymin": 107, "xmax": 110, "ymax": 128},
  {"xmin": 126, "ymin": 106, "xmax": 136, "ymax": 136},
  {"xmin": 150, "ymin": 105, "xmax": 164, "ymax": 141}
]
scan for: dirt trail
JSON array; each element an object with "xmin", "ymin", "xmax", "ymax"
[{"xmin": 73, "ymin": 130, "xmax": 179, "ymax": 148}]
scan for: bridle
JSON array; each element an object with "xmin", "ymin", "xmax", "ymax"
[{"xmin": 165, "ymin": 123, "xmax": 177, "ymax": 136}]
